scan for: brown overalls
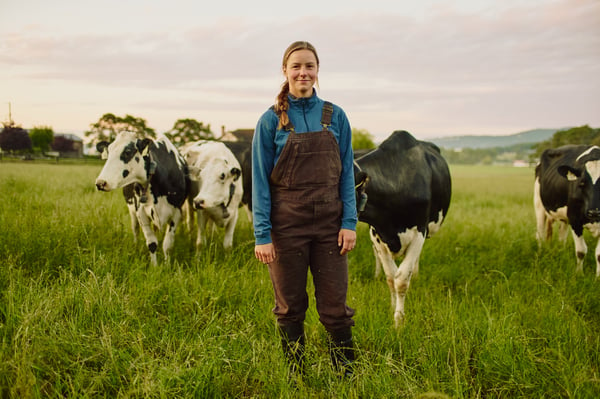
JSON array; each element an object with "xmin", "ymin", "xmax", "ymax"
[{"xmin": 268, "ymin": 103, "xmax": 355, "ymax": 332}]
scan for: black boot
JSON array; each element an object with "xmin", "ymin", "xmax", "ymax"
[
  {"xmin": 278, "ymin": 323, "xmax": 305, "ymax": 376},
  {"xmin": 328, "ymin": 327, "xmax": 355, "ymax": 378}
]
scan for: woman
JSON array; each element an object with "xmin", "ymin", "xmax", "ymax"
[{"xmin": 252, "ymin": 41, "xmax": 357, "ymax": 377}]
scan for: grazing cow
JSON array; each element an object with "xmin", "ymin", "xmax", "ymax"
[
  {"xmin": 353, "ymin": 130, "xmax": 452, "ymax": 327},
  {"xmin": 181, "ymin": 141, "xmax": 243, "ymax": 249},
  {"xmin": 221, "ymin": 140, "xmax": 253, "ymax": 221},
  {"xmin": 95, "ymin": 132, "xmax": 189, "ymax": 265},
  {"xmin": 534, "ymin": 144, "xmax": 600, "ymax": 277}
]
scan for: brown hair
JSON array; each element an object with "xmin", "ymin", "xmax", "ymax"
[{"xmin": 275, "ymin": 41, "xmax": 320, "ymax": 130}]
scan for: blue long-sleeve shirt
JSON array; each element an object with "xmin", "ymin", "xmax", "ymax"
[{"xmin": 252, "ymin": 92, "xmax": 357, "ymax": 245}]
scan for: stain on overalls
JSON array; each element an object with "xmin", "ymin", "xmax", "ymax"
[{"xmin": 268, "ymin": 102, "xmax": 355, "ymax": 332}]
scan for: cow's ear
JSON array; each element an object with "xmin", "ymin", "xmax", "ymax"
[
  {"xmin": 187, "ymin": 166, "xmax": 201, "ymax": 181},
  {"xmin": 96, "ymin": 141, "xmax": 109, "ymax": 159},
  {"xmin": 136, "ymin": 138, "xmax": 152, "ymax": 155},
  {"xmin": 558, "ymin": 165, "xmax": 581, "ymax": 181},
  {"xmin": 231, "ymin": 167, "xmax": 241, "ymax": 181}
]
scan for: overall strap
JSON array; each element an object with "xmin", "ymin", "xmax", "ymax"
[{"xmin": 321, "ymin": 101, "xmax": 333, "ymax": 131}]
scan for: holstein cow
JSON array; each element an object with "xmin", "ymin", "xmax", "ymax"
[
  {"xmin": 181, "ymin": 141, "xmax": 243, "ymax": 249},
  {"xmin": 95, "ymin": 132, "xmax": 189, "ymax": 265},
  {"xmin": 353, "ymin": 130, "xmax": 452, "ymax": 327},
  {"xmin": 534, "ymin": 144, "xmax": 600, "ymax": 277},
  {"xmin": 221, "ymin": 140, "xmax": 253, "ymax": 222}
]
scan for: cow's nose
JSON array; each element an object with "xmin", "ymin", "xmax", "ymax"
[
  {"xmin": 194, "ymin": 199, "xmax": 205, "ymax": 209},
  {"xmin": 96, "ymin": 180, "xmax": 107, "ymax": 191},
  {"xmin": 588, "ymin": 209, "xmax": 600, "ymax": 220}
]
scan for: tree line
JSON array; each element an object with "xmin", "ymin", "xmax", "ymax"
[
  {"xmin": 0, "ymin": 113, "xmax": 378, "ymax": 156},
  {"xmin": 2, "ymin": 111, "xmax": 595, "ymax": 165},
  {"xmin": 0, "ymin": 114, "xmax": 217, "ymax": 156}
]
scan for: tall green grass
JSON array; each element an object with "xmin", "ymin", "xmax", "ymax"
[{"xmin": 0, "ymin": 162, "xmax": 598, "ymax": 398}]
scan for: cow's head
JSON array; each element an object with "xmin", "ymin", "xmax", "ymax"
[
  {"xmin": 188, "ymin": 157, "xmax": 242, "ymax": 217},
  {"xmin": 353, "ymin": 161, "xmax": 369, "ymax": 215},
  {"xmin": 95, "ymin": 131, "xmax": 153, "ymax": 192},
  {"xmin": 558, "ymin": 146, "xmax": 600, "ymax": 221}
]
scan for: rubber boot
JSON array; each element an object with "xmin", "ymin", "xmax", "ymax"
[
  {"xmin": 278, "ymin": 323, "xmax": 305, "ymax": 376},
  {"xmin": 328, "ymin": 327, "xmax": 355, "ymax": 378}
]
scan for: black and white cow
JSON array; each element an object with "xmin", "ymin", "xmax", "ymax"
[
  {"xmin": 354, "ymin": 130, "xmax": 452, "ymax": 327},
  {"xmin": 534, "ymin": 144, "xmax": 600, "ymax": 277},
  {"xmin": 181, "ymin": 140, "xmax": 243, "ymax": 250},
  {"xmin": 95, "ymin": 132, "xmax": 189, "ymax": 265},
  {"xmin": 221, "ymin": 140, "xmax": 253, "ymax": 222}
]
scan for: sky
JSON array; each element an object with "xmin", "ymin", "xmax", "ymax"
[{"xmin": 1, "ymin": 0, "xmax": 599, "ymax": 142}]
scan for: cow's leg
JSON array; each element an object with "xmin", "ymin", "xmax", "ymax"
[
  {"xmin": 378, "ymin": 249, "xmax": 398, "ymax": 317},
  {"xmin": 183, "ymin": 198, "xmax": 195, "ymax": 233},
  {"xmin": 369, "ymin": 228, "xmax": 383, "ymax": 278},
  {"xmin": 162, "ymin": 209, "xmax": 181, "ymax": 262},
  {"xmin": 571, "ymin": 230, "xmax": 587, "ymax": 274},
  {"xmin": 127, "ymin": 203, "xmax": 139, "ymax": 243},
  {"xmin": 392, "ymin": 233, "xmax": 425, "ymax": 327},
  {"xmin": 222, "ymin": 209, "xmax": 239, "ymax": 249},
  {"xmin": 534, "ymin": 179, "xmax": 548, "ymax": 243},
  {"xmin": 413, "ymin": 258, "xmax": 420, "ymax": 278},
  {"xmin": 558, "ymin": 221, "xmax": 569, "ymax": 242},
  {"xmin": 243, "ymin": 204, "xmax": 253, "ymax": 224},
  {"xmin": 373, "ymin": 246, "xmax": 383, "ymax": 278},
  {"xmin": 195, "ymin": 210, "xmax": 208, "ymax": 248},
  {"xmin": 137, "ymin": 209, "xmax": 159, "ymax": 266},
  {"xmin": 545, "ymin": 218, "xmax": 554, "ymax": 241}
]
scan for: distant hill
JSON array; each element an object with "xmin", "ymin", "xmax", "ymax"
[{"xmin": 426, "ymin": 128, "xmax": 568, "ymax": 149}]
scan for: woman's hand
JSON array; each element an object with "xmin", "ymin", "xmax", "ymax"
[
  {"xmin": 338, "ymin": 228, "xmax": 357, "ymax": 255},
  {"xmin": 255, "ymin": 243, "xmax": 276, "ymax": 264}
]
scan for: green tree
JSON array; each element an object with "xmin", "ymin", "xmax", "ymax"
[
  {"xmin": 532, "ymin": 125, "xmax": 600, "ymax": 160},
  {"xmin": 352, "ymin": 128, "xmax": 376, "ymax": 150},
  {"xmin": 84, "ymin": 113, "xmax": 156, "ymax": 149},
  {"xmin": 29, "ymin": 125, "xmax": 54, "ymax": 154},
  {"xmin": 165, "ymin": 118, "xmax": 214, "ymax": 146}
]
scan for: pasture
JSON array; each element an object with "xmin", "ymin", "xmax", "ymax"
[{"xmin": 0, "ymin": 161, "xmax": 598, "ymax": 398}]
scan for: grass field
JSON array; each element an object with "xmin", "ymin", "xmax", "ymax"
[{"xmin": 0, "ymin": 161, "xmax": 599, "ymax": 398}]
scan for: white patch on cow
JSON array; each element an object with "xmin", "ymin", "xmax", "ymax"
[
  {"xmin": 181, "ymin": 141, "xmax": 244, "ymax": 249},
  {"xmin": 370, "ymin": 225, "xmax": 425, "ymax": 327},
  {"xmin": 547, "ymin": 206, "xmax": 569, "ymax": 222},
  {"xmin": 575, "ymin": 146, "xmax": 600, "ymax": 162},
  {"xmin": 565, "ymin": 170, "xmax": 578, "ymax": 181},
  {"xmin": 576, "ymin": 146, "xmax": 600, "ymax": 183},
  {"xmin": 584, "ymin": 221, "xmax": 600, "ymax": 237},
  {"xmin": 585, "ymin": 159, "xmax": 600, "ymax": 184},
  {"xmin": 427, "ymin": 210, "xmax": 445, "ymax": 237}
]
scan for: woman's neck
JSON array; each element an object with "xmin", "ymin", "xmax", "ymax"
[{"xmin": 289, "ymin": 87, "xmax": 314, "ymax": 99}]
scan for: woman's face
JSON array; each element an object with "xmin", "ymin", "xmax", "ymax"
[{"xmin": 283, "ymin": 49, "xmax": 318, "ymax": 98}]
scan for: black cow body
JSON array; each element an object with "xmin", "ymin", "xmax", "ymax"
[
  {"xmin": 534, "ymin": 144, "xmax": 600, "ymax": 277},
  {"xmin": 95, "ymin": 132, "xmax": 189, "ymax": 265},
  {"xmin": 354, "ymin": 130, "xmax": 451, "ymax": 326},
  {"xmin": 221, "ymin": 140, "xmax": 253, "ymax": 221}
]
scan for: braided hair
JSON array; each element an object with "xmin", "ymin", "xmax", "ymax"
[{"xmin": 275, "ymin": 41, "xmax": 320, "ymax": 130}]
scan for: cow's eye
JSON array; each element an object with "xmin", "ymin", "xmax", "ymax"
[{"xmin": 220, "ymin": 173, "xmax": 225, "ymax": 180}]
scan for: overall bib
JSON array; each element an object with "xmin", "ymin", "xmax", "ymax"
[{"xmin": 268, "ymin": 103, "xmax": 355, "ymax": 332}]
